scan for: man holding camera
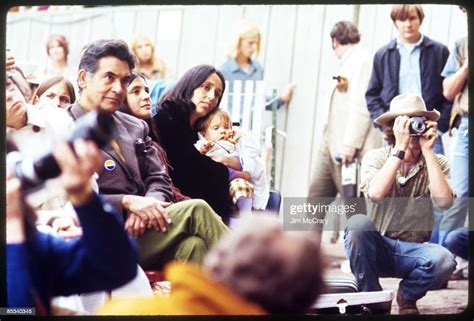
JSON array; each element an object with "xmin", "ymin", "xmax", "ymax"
[
  {"xmin": 67, "ymin": 39, "xmax": 229, "ymax": 271},
  {"xmin": 344, "ymin": 94, "xmax": 456, "ymax": 315}
]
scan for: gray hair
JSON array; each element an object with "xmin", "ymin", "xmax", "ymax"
[{"xmin": 79, "ymin": 39, "xmax": 135, "ymax": 74}]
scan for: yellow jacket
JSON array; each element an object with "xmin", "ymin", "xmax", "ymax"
[{"xmin": 100, "ymin": 262, "xmax": 266, "ymax": 315}]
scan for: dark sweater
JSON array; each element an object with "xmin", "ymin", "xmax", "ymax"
[
  {"xmin": 366, "ymin": 36, "xmax": 452, "ymax": 132},
  {"xmin": 7, "ymin": 193, "xmax": 137, "ymax": 314},
  {"xmin": 153, "ymin": 100, "xmax": 232, "ymax": 223}
]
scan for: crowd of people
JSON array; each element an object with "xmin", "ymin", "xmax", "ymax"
[
  {"xmin": 307, "ymin": 4, "xmax": 468, "ymax": 315},
  {"xmin": 5, "ymin": 4, "xmax": 469, "ymax": 316}
]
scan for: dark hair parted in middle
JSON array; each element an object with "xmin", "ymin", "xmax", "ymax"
[
  {"xmin": 36, "ymin": 75, "xmax": 76, "ymax": 103},
  {"xmin": 158, "ymin": 64, "xmax": 226, "ymax": 118},
  {"xmin": 330, "ymin": 21, "xmax": 361, "ymax": 45},
  {"xmin": 79, "ymin": 39, "xmax": 136, "ymax": 74},
  {"xmin": 120, "ymin": 71, "xmax": 147, "ymax": 114}
]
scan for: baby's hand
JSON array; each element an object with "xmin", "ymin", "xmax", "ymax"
[
  {"xmin": 229, "ymin": 129, "xmax": 245, "ymax": 144},
  {"xmin": 199, "ymin": 140, "xmax": 215, "ymax": 154}
]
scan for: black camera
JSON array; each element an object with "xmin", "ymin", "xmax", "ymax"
[
  {"xmin": 7, "ymin": 110, "xmax": 116, "ymax": 193},
  {"xmin": 409, "ymin": 116, "xmax": 428, "ymax": 136}
]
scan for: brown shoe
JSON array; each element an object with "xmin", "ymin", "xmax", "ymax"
[{"xmin": 396, "ymin": 291, "xmax": 419, "ymax": 315}]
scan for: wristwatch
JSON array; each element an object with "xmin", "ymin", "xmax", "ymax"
[{"xmin": 391, "ymin": 148, "xmax": 405, "ymax": 160}]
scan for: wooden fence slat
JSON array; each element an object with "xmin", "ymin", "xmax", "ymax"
[
  {"xmin": 221, "ymin": 80, "xmax": 229, "ymax": 112},
  {"xmin": 155, "ymin": 9, "xmax": 182, "ymax": 80},
  {"xmin": 253, "ymin": 80, "xmax": 266, "ymax": 138},
  {"xmin": 241, "ymin": 80, "xmax": 254, "ymax": 131},
  {"xmin": 281, "ymin": 5, "xmax": 325, "ymax": 197},
  {"xmin": 213, "ymin": 5, "xmax": 245, "ymax": 67},
  {"xmin": 230, "ymin": 80, "xmax": 242, "ymax": 122}
]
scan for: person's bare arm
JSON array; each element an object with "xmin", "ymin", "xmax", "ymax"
[
  {"xmin": 443, "ymin": 62, "xmax": 468, "ymax": 100},
  {"xmin": 212, "ymin": 155, "xmax": 242, "ymax": 170},
  {"xmin": 234, "ymin": 170, "xmax": 251, "ymax": 181}
]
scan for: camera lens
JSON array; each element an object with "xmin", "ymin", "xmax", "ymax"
[
  {"xmin": 8, "ymin": 110, "xmax": 116, "ymax": 193},
  {"xmin": 409, "ymin": 116, "xmax": 427, "ymax": 135}
]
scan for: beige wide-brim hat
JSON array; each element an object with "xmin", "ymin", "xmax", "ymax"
[{"xmin": 374, "ymin": 94, "xmax": 440, "ymax": 128}]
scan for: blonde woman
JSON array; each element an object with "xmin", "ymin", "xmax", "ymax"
[
  {"xmin": 130, "ymin": 34, "xmax": 168, "ymax": 81},
  {"xmin": 219, "ymin": 20, "xmax": 293, "ymax": 114}
]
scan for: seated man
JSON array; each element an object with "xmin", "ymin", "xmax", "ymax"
[
  {"xmin": 101, "ymin": 215, "xmax": 325, "ymax": 315},
  {"xmin": 344, "ymin": 94, "xmax": 456, "ymax": 315},
  {"xmin": 67, "ymin": 39, "xmax": 229, "ymax": 270}
]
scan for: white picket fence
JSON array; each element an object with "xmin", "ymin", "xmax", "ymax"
[
  {"xmin": 220, "ymin": 80, "xmax": 266, "ymax": 139},
  {"xmin": 220, "ymin": 80, "xmax": 286, "ymax": 187}
]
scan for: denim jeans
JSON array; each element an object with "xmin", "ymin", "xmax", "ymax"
[
  {"xmin": 430, "ymin": 118, "xmax": 469, "ymax": 245},
  {"xmin": 438, "ymin": 116, "xmax": 469, "ymax": 245},
  {"xmin": 451, "ymin": 116, "xmax": 469, "ymax": 197},
  {"xmin": 444, "ymin": 227, "xmax": 469, "ymax": 260},
  {"xmin": 433, "ymin": 131, "xmax": 444, "ymax": 155},
  {"xmin": 344, "ymin": 215, "xmax": 455, "ymax": 302}
]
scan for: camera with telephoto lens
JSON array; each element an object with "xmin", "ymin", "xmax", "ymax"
[
  {"xmin": 7, "ymin": 110, "xmax": 116, "ymax": 193},
  {"xmin": 409, "ymin": 116, "xmax": 428, "ymax": 136}
]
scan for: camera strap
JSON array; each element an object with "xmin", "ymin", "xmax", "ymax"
[{"xmin": 135, "ymin": 136, "xmax": 152, "ymax": 182}]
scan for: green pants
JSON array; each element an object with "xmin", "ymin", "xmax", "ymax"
[{"xmin": 136, "ymin": 199, "xmax": 230, "ymax": 270}]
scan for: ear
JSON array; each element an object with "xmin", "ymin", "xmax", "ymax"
[{"xmin": 77, "ymin": 69, "xmax": 88, "ymax": 91}]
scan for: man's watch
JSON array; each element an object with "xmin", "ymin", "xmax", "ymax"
[{"xmin": 391, "ymin": 148, "xmax": 405, "ymax": 160}]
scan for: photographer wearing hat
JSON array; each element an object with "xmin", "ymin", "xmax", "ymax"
[{"xmin": 343, "ymin": 94, "xmax": 455, "ymax": 315}]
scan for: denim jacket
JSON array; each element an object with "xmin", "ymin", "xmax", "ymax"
[{"xmin": 366, "ymin": 36, "xmax": 452, "ymax": 132}]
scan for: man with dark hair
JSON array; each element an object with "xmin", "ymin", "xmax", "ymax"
[
  {"xmin": 365, "ymin": 4, "xmax": 451, "ymax": 155},
  {"xmin": 308, "ymin": 21, "xmax": 381, "ymax": 242},
  {"xmin": 67, "ymin": 39, "xmax": 229, "ymax": 271}
]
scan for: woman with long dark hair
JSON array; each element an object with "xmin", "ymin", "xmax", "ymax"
[
  {"xmin": 153, "ymin": 65, "xmax": 235, "ymax": 223},
  {"xmin": 121, "ymin": 71, "xmax": 189, "ymax": 203}
]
